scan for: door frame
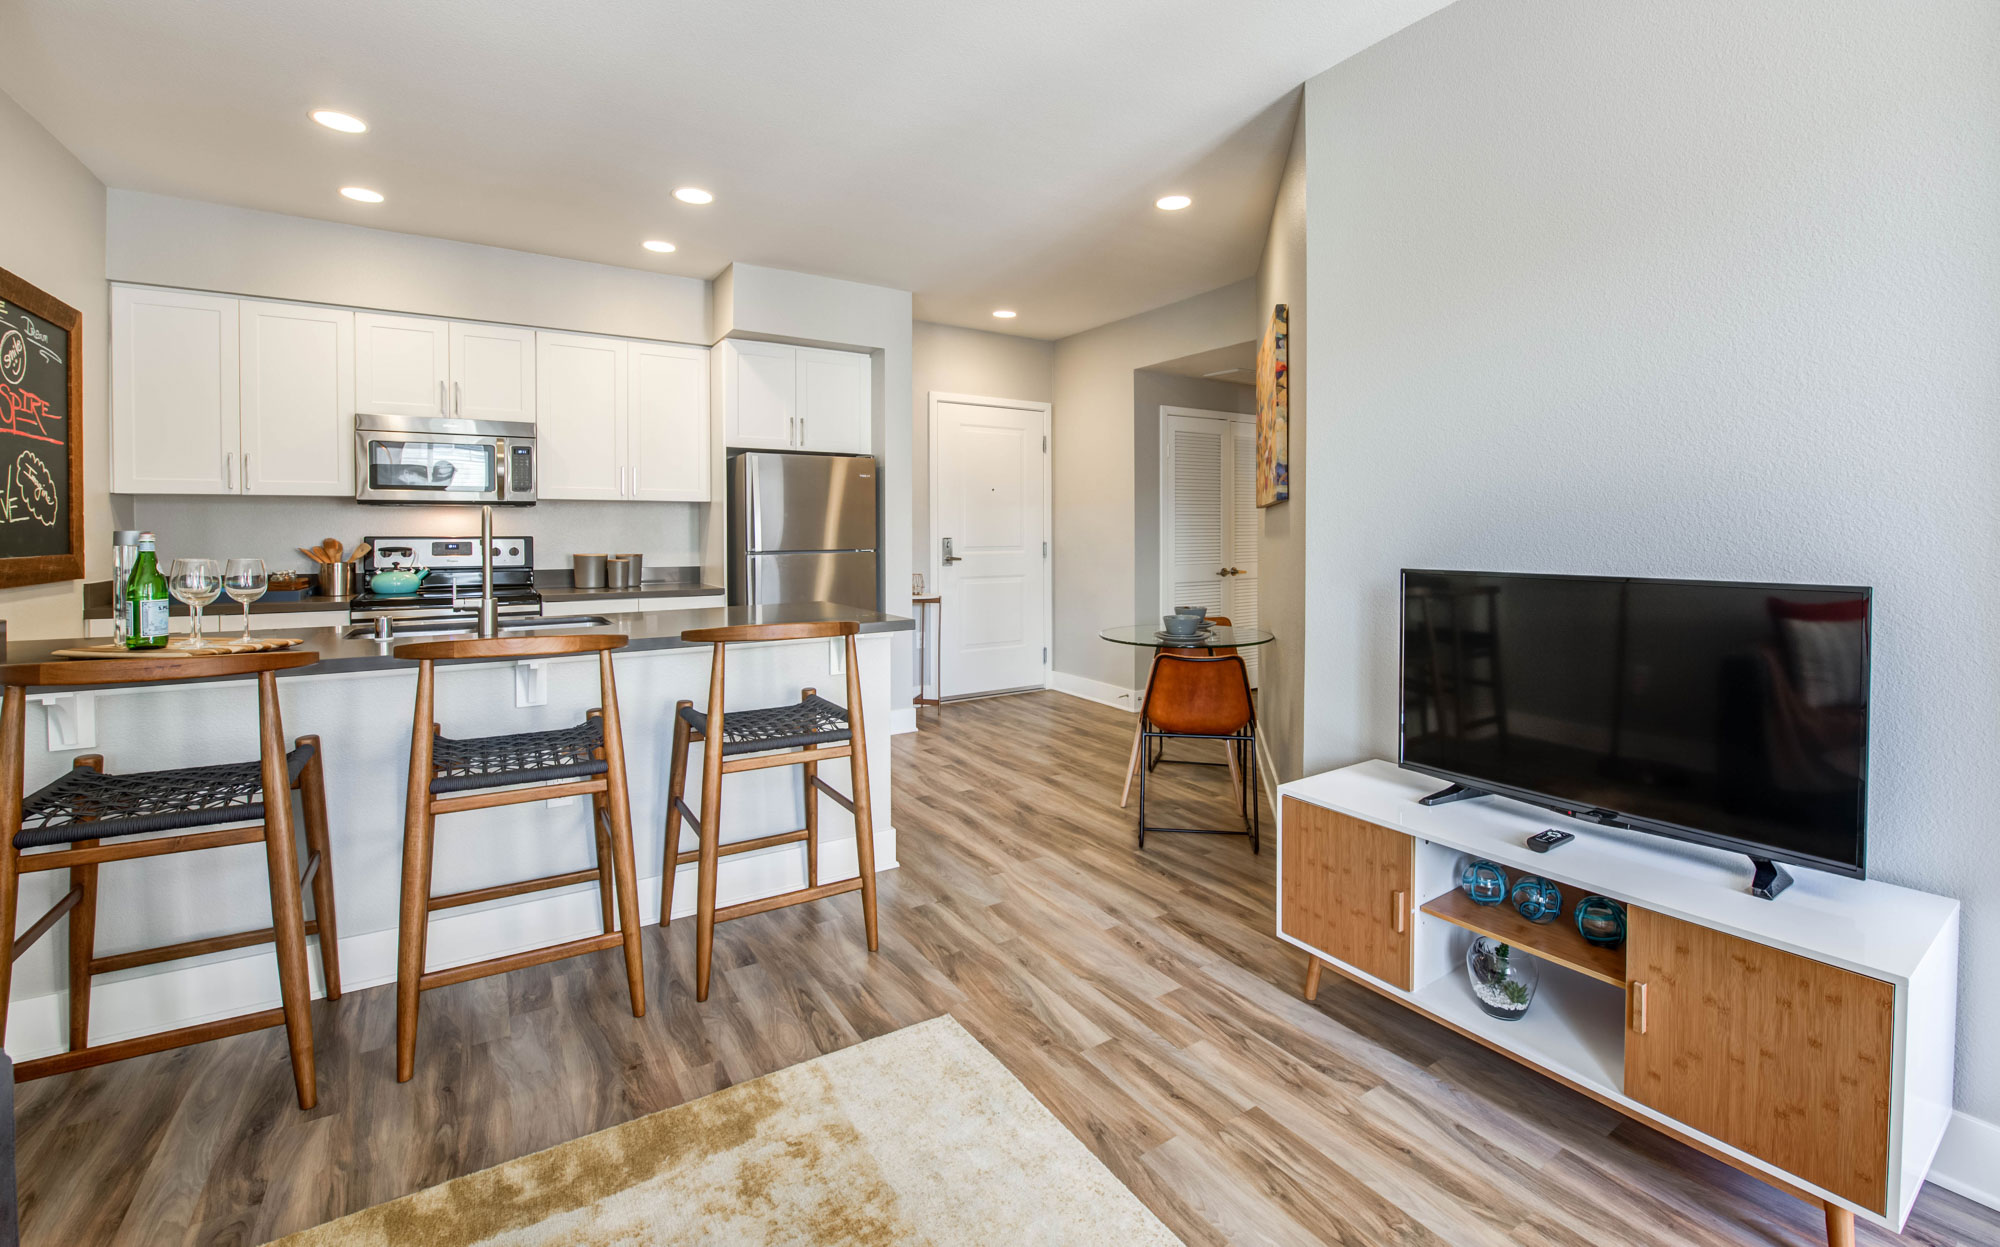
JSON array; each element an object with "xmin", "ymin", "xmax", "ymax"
[
  {"xmin": 926, "ymin": 391, "xmax": 1055, "ymax": 695},
  {"xmin": 1157, "ymin": 403, "xmax": 1255, "ymax": 618}
]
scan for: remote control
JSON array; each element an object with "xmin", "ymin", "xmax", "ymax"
[{"xmin": 1527, "ymin": 828, "xmax": 1574, "ymax": 853}]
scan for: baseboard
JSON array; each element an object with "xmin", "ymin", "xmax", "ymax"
[
  {"xmin": 891, "ymin": 707, "xmax": 918, "ymax": 735},
  {"xmin": 2, "ymin": 836, "xmax": 898, "ymax": 1063},
  {"xmin": 1930, "ymin": 1110, "xmax": 2000, "ymax": 1211},
  {"xmin": 1048, "ymin": 670, "xmax": 1140, "ymax": 713}
]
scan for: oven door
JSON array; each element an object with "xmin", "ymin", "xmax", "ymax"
[{"xmin": 355, "ymin": 417, "xmax": 536, "ymax": 504}]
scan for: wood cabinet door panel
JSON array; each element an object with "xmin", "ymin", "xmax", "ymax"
[
  {"xmin": 1280, "ymin": 799, "xmax": 1412, "ymax": 989},
  {"xmin": 1624, "ymin": 908, "xmax": 1893, "ymax": 1212}
]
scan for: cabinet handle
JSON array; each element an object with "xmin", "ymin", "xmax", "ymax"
[
  {"xmin": 1392, "ymin": 890, "xmax": 1406, "ymax": 934},
  {"xmin": 790, "ymin": 416, "xmax": 798, "ymax": 446},
  {"xmin": 1629, "ymin": 981, "xmax": 1648, "ymax": 1034},
  {"xmin": 224, "ymin": 451, "xmax": 235, "ymax": 491},
  {"xmin": 453, "ymin": 381, "xmax": 461, "ymax": 414},
  {"xmin": 243, "ymin": 454, "xmax": 251, "ymax": 493},
  {"xmin": 439, "ymin": 380, "xmax": 447, "ymax": 415}
]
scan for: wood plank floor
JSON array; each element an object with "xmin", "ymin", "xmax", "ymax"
[{"xmin": 11, "ymin": 690, "xmax": 1996, "ymax": 1245}]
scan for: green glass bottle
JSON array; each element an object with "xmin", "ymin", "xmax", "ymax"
[{"xmin": 125, "ymin": 532, "xmax": 170, "ymax": 650}]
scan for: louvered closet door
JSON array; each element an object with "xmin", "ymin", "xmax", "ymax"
[{"xmin": 1163, "ymin": 412, "xmax": 1257, "ymax": 687}]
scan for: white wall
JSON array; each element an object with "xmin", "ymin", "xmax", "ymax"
[
  {"xmin": 0, "ymin": 89, "xmax": 107, "ymax": 640},
  {"xmin": 107, "ymin": 190, "xmax": 707, "ymax": 344},
  {"xmin": 1050, "ymin": 279, "xmax": 1257, "ymax": 692},
  {"xmin": 1257, "ymin": 113, "xmax": 1308, "ymax": 783},
  {"xmin": 714, "ymin": 263, "xmax": 916, "ymax": 714},
  {"xmin": 1301, "ymin": 0, "xmax": 2000, "ymax": 1156},
  {"xmin": 911, "ymin": 321, "xmax": 1055, "ymax": 575}
]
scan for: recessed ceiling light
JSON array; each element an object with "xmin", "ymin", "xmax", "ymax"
[
  {"xmin": 642, "ymin": 239, "xmax": 677, "ymax": 253},
  {"xmin": 339, "ymin": 186, "xmax": 384, "ymax": 203},
  {"xmin": 310, "ymin": 110, "xmax": 368, "ymax": 134},
  {"xmin": 992, "ymin": 309, "xmax": 1018, "ymax": 319},
  {"xmin": 1155, "ymin": 194, "xmax": 1192, "ymax": 211},
  {"xmin": 673, "ymin": 187, "xmax": 714, "ymax": 205}
]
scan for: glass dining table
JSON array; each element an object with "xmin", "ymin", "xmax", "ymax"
[{"xmin": 1100, "ymin": 622, "xmax": 1276, "ymax": 807}]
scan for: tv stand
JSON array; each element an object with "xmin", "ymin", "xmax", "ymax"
[
  {"xmin": 1749, "ymin": 856, "xmax": 1794, "ymax": 900},
  {"xmin": 1417, "ymin": 781, "xmax": 1487, "ymax": 806},
  {"xmin": 1276, "ymin": 759, "xmax": 1959, "ymax": 1247}
]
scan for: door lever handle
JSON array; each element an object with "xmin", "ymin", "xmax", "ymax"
[{"xmin": 942, "ymin": 537, "xmax": 963, "ymax": 565}]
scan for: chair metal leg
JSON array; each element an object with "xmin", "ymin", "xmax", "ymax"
[{"xmin": 661, "ymin": 701, "xmax": 692, "ymax": 928}]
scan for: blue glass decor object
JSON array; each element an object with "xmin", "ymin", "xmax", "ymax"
[
  {"xmin": 1511, "ymin": 875, "xmax": 1562, "ymax": 924},
  {"xmin": 1459, "ymin": 859, "xmax": 1509, "ymax": 906},
  {"xmin": 1575, "ymin": 895, "xmax": 1628, "ymax": 948}
]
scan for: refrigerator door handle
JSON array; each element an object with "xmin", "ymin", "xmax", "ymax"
[{"xmin": 746, "ymin": 457, "xmax": 763, "ymax": 551}]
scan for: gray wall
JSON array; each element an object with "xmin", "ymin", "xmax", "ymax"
[
  {"xmin": 1301, "ymin": 0, "xmax": 2000, "ymax": 1129},
  {"xmin": 1132, "ymin": 370, "xmax": 1256, "ymax": 687},
  {"xmin": 0, "ymin": 88, "xmax": 107, "ymax": 639},
  {"xmin": 1257, "ymin": 110, "xmax": 1308, "ymax": 783}
]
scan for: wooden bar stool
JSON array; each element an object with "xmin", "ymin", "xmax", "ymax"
[
  {"xmin": 0, "ymin": 651, "xmax": 339, "ymax": 1109},
  {"xmin": 391, "ymin": 634, "xmax": 643, "ymax": 1083},
  {"xmin": 662, "ymin": 621, "xmax": 879, "ymax": 1001}
]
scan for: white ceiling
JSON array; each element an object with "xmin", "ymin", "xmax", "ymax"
[{"xmin": 0, "ymin": 0, "xmax": 1449, "ymax": 341}]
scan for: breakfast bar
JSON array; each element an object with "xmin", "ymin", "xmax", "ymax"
[{"xmin": 0, "ymin": 604, "xmax": 911, "ymax": 1063}]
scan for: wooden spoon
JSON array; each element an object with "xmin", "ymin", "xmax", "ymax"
[
  {"xmin": 348, "ymin": 542, "xmax": 371, "ymax": 564},
  {"xmin": 298, "ymin": 546, "xmax": 327, "ymax": 564},
  {"xmin": 322, "ymin": 537, "xmax": 343, "ymax": 563}
]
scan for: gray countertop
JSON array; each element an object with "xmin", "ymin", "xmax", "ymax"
[{"xmin": 9, "ymin": 603, "xmax": 911, "ymax": 681}]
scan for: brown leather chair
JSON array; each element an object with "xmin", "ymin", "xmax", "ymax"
[
  {"xmin": 1135, "ymin": 650, "xmax": 1259, "ymax": 851},
  {"xmin": 390, "ymin": 633, "xmax": 644, "ymax": 1083},
  {"xmin": 663, "ymin": 620, "xmax": 880, "ymax": 1002},
  {"xmin": 0, "ymin": 650, "xmax": 339, "ymax": 1109}
]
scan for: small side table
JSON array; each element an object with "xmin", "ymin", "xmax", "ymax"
[{"xmin": 912, "ymin": 595, "xmax": 942, "ymax": 707}]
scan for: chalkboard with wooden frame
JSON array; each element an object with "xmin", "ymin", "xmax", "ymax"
[{"xmin": 0, "ymin": 265, "xmax": 83, "ymax": 589}]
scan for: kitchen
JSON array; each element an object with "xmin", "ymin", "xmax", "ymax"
[{"xmin": 0, "ymin": 190, "xmax": 918, "ymax": 1079}]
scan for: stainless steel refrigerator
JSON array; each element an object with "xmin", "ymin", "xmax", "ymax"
[{"xmin": 727, "ymin": 451, "xmax": 879, "ymax": 610}]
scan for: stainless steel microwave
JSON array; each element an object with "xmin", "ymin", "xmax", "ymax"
[{"xmin": 355, "ymin": 414, "xmax": 537, "ymax": 505}]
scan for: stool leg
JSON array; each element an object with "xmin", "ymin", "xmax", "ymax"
[
  {"xmin": 660, "ymin": 700, "xmax": 692, "ymax": 929},
  {"xmin": 296, "ymin": 736, "xmax": 342, "ymax": 1000},
  {"xmin": 695, "ymin": 648, "xmax": 726, "ymax": 1001},
  {"xmin": 396, "ymin": 665, "xmax": 438, "ymax": 1084},
  {"xmin": 597, "ymin": 652, "xmax": 645, "ymax": 1018},
  {"xmin": 587, "ymin": 712, "xmax": 615, "ymax": 937},
  {"xmin": 0, "ymin": 687, "xmax": 22, "ymax": 1047},
  {"xmin": 64, "ymin": 756, "xmax": 103, "ymax": 1053},
  {"xmin": 842, "ymin": 636, "xmax": 879, "ymax": 953},
  {"xmin": 801, "ymin": 687, "xmax": 819, "ymax": 889},
  {"xmin": 257, "ymin": 672, "xmax": 317, "ymax": 1111}
]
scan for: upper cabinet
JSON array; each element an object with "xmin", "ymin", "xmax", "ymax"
[
  {"xmin": 240, "ymin": 300, "xmax": 355, "ymax": 496},
  {"xmin": 718, "ymin": 339, "xmax": 871, "ymax": 454},
  {"xmin": 537, "ymin": 333, "xmax": 710, "ymax": 503},
  {"xmin": 111, "ymin": 286, "xmax": 240, "ymax": 494},
  {"xmin": 357, "ymin": 313, "xmax": 537, "ymax": 423}
]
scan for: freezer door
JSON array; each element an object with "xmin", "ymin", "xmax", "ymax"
[
  {"xmin": 739, "ymin": 551, "xmax": 878, "ymax": 611},
  {"xmin": 738, "ymin": 452, "xmax": 878, "ymax": 551}
]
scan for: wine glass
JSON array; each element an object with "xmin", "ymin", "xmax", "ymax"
[
  {"xmin": 168, "ymin": 558, "xmax": 223, "ymax": 649},
  {"xmin": 223, "ymin": 558, "xmax": 268, "ymax": 638}
]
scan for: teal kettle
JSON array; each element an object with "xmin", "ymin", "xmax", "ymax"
[{"xmin": 368, "ymin": 566, "xmax": 430, "ymax": 596}]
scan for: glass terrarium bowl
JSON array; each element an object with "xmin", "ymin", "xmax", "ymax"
[{"xmin": 1466, "ymin": 935, "xmax": 1541, "ymax": 1021}]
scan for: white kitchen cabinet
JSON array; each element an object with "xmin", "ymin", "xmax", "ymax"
[
  {"xmin": 449, "ymin": 321, "xmax": 537, "ymax": 423},
  {"xmin": 717, "ymin": 339, "xmax": 871, "ymax": 453},
  {"xmin": 354, "ymin": 312, "xmax": 451, "ymax": 419},
  {"xmin": 535, "ymin": 331, "xmax": 628, "ymax": 500},
  {"xmin": 240, "ymin": 300, "xmax": 355, "ymax": 496},
  {"xmin": 628, "ymin": 341, "xmax": 710, "ymax": 500},
  {"xmin": 796, "ymin": 346, "xmax": 872, "ymax": 453},
  {"xmin": 111, "ymin": 285, "xmax": 241, "ymax": 494}
]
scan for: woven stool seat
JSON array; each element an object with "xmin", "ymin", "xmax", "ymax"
[
  {"xmin": 16, "ymin": 744, "xmax": 316, "ymax": 849},
  {"xmin": 677, "ymin": 693, "xmax": 852, "ymax": 756},
  {"xmin": 429, "ymin": 718, "xmax": 607, "ymax": 794}
]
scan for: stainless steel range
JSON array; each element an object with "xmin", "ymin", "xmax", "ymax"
[{"xmin": 351, "ymin": 533, "xmax": 542, "ymax": 626}]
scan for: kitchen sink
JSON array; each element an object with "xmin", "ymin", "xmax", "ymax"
[{"xmin": 346, "ymin": 614, "xmax": 616, "ymax": 640}]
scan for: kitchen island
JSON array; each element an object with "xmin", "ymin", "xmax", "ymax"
[{"xmin": 1, "ymin": 604, "xmax": 912, "ymax": 1063}]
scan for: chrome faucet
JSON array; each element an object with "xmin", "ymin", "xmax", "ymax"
[{"xmin": 477, "ymin": 504, "xmax": 500, "ymax": 638}]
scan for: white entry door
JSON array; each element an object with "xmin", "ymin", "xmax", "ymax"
[
  {"xmin": 1162, "ymin": 410, "xmax": 1259, "ymax": 684},
  {"xmin": 934, "ymin": 397, "xmax": 1050, "ymax": 697}
]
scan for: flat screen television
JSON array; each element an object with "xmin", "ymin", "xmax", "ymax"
[{"xmin": 1399, "ymin": 570, "xmax": 1870, "ymax": 897}]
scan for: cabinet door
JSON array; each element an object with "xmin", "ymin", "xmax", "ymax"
[
  {"xmin": 1625, "ymin": 908, "xmax": 1893, "ymax": 1212},
  {"xmin": 355, "ymin": 312, "xmax": 450, "ymax": 418},
  {"xmin": 111, "ymin": 285, "xmax": 239, "ymax": 494},
  {"xmin": 1279, "ymin": 798, "xmax": 1413, "ymax": 989},
  {"xmin": 797, "ymin": 346, "xmax": 872, "ymax": 453},
  {"xmin": 240, "ymin": 300, "xmax": 354, "ymax": 496},
  {"xmin": 721, "ymin": 339, "xmax": 797, "ymax": 449},
  {"xmin": 449, "ymin": 321, "xmax": 537, "ymax": 423},
  {"xmin": 628, "ymin": 341, "xmax": 709, "ymax": 501},
  {"xmin": 535, "ymin": 331, "xmax": 627, "ymax": 500}
]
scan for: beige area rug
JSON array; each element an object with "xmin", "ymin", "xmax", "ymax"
[{"xmin": 276, "ymin": 1014, "xmax": 1182, "ymax": 1246}]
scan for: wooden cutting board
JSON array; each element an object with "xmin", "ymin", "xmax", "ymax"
[{"xmin": 52, "ymin": 637, "xmax": 306, "ymax": 660}]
